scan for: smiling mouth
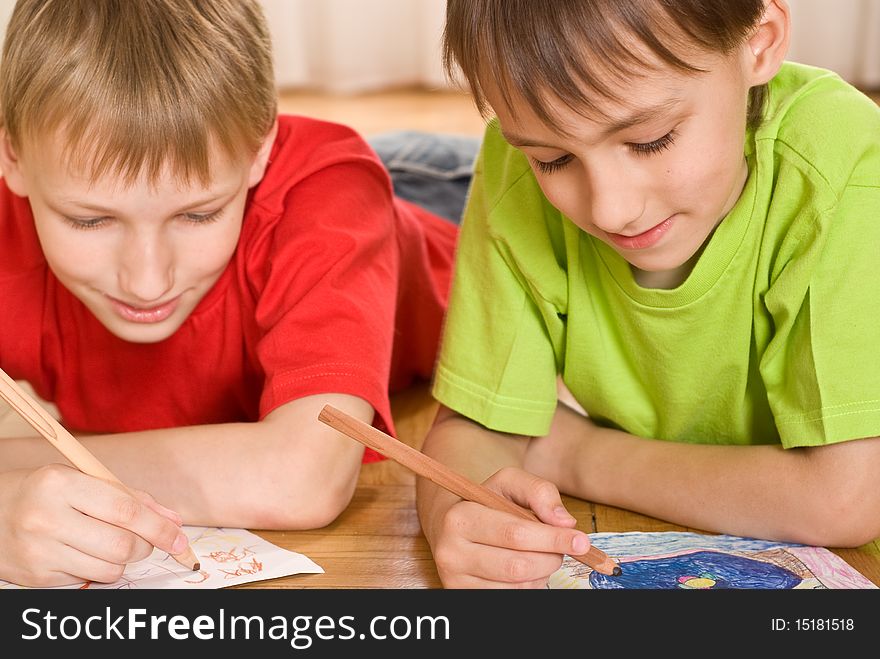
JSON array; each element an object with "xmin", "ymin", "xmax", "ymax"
[
  {"xmin": 107, "ymin": 294, "xmax": 181, "ymax": 324},
  {"xmin": 606, "ymin": 216, "xmax": 675, "ymax": 250}
]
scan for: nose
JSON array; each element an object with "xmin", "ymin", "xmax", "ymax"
[
  {"xmin": 118, "ymin": 230, "xmax": 174, "ymax": 303},
  {"xmin": 582, "ymin": 160, "xmax": 645, "ymax": 235}
]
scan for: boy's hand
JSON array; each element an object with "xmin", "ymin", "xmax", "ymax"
[
  {"xmin": 0, "ymin": 464, "xmax": 188, "ymax": 587},
  {"xmin": 429, "ymin": 467, "xmax": 591, "ymax": 588}
]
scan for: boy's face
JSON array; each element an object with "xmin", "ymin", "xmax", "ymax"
[
  {"xmin": 5, "ymin": 131, "xmax": 271, "ymax": 343},
  {"xmin": 488, "ymin": 48, "xmax": 756, "ymax": 289}
]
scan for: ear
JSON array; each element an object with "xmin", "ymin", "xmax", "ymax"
[
  {"xmin": 744, "ymin": 0, "xmax": 791, "ymax": 86},
  {"xmin": 0, "ymin": 128, "xmax": 29, "ymax": 197},
  {"xmin": 247, "ymin": 118, "xmax": 279, "ymax": 188}
]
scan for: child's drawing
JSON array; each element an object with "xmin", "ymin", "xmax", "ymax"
[
  {"xmin": 0, "ymin": 527, "xmax": 323, "ymax": 589},
  {"xmin": 549, "ymin": 532, "xmax": 876, "ymax": 589}
]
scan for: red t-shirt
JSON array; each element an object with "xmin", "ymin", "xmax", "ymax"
[{"xmin": 0, "ymin": 115, "xmax": 458, "ymax": 462}]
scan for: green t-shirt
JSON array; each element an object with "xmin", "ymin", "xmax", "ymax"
[{"xmin": 433, "ymin": 62, "xmax": 880, "ymax": 448}]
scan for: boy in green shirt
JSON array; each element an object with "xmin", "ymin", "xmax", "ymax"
[{"xmin": 417, "ymin": 0, "xmax": 880, "ymax": 587}]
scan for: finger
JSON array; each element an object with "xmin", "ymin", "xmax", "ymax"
[
  {"xmin": 432, "ymin": 527, "xmax": 559, "ymax": 588},
  {"xmin": 54, "ymin": 541, "xmax": 130, "ymax": 585},
  {"xmin": 443, "ymin": 571, "xmax": 551, "ymax": 589},
  {"xmin": 30, "ymin": 497, "xmax": 156, "ymax": 568},
  {"xmin": 467, "ymin": 544, "xmax": 564, "ymax": 585},
  {"xmin": 63, "ymin": 516, "xmax": 157, "ymax": 566},
  {"xmin": 488, "ymin": 468, "xmax": 581, "ymax": 530},
  {"xmin": 493, "ymin": 514, "xmax": 588, "ymax": 558},
  {"xmin": 15, "ymin": 540, "xmax": 130, "ymax": 587},
  {"xmin": 136, "ymin": 492, "xmax": 183, "ymax": 526},
  {"xmin": 65, "ymin": 479, "xmax": 187, "ymax": 557},
  {"xmin": 433, "ymin": 508, "xmax": 563, "ymax": 588},
  {"xmin": 488, "ymin": 468, "xmax": 578, "ymax": 527},
  {"xmin": 445, "ymin": 501, "xmax": 590, "ymax": 566},
  {"xmin": 0, "ymin": 536, "xmax": 79, "ymax": 588}
]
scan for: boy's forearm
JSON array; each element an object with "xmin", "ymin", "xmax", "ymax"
[
  {"xmin": 86, "ymin": 422, "xmax": 329, "ymax": 529},
  {"xmin": 0, "ymin": 435, "xmax": 72, "ymax": 471},
  {"xmin": 416, "ymin": 408, "xmax": 529, "ymax": 547},
  {"xmin": 100, "ymin": 396, "xmax": 369, "ymax": 529},
  {"xmin": 529, "ymin": 404, "xmax": 880, "ymax": 547},
  {"xmin": 0, "ymin": 394, "xmax": 369, "ymax": 530}
]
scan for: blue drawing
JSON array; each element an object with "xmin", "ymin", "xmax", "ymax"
[
  {"xmin": 549, "ymin": 532, "xmax": 877, "ymax": 590},
  {"xmin": 589, "ymin": 549, "xmax": 802, "ymax": 589}
]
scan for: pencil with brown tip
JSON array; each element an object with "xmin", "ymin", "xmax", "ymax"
[
  {"xmin": 318, "ymin": 403, "xmax": 621, "ymax": 577},
  {"xmin": 0, "ymin": 367, "xmax": 200, "ymax": 572}
]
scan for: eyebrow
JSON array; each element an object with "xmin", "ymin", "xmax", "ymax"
[
  {"xmin": 501, "ymin": 96, "xmax": 683, "ymax": 148},
  {"xmin": 57, "ymin": 192, "xmax": 232, "ymax": 215}
]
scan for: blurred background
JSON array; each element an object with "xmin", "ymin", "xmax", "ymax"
[
  {"xmin": 262, "ymin": 0, "xmax": 880, "ymax": 95},
  {"xmin": 0, "ymin": 0, "xmax": 877, "ymax": 138}
]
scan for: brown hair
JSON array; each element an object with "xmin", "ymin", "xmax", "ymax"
[
  {"xmin": 0, "ymin": 0, "xmax": 277, "ymax": 185},
  {"xmin": 444, "ymin": 0, "xmax": 768, "ymax": 130}
]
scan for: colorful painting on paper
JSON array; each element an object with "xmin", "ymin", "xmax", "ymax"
[
  {"xmin": 549, "ymin": 532, "xmax": 876, "ymax": 589},
  {"xmin": 0, "ymin": 527, "xmax": 323, "ymax": 589}
]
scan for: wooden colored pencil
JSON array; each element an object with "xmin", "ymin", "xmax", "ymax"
[
  {"xmin": 318, "ymin": 404, "xmax": 621, "ymax": 577},
  {"xmin": 0, "ymin": 367, "xmax": 200, "ymax": 571}
]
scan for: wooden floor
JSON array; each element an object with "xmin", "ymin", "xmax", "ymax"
[{"xmin": 278, "ymin": 87, "xmax": 486, "ymax": 138}]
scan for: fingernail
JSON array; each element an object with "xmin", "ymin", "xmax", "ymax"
[
  {"xmin": 572, "ymin": 534, "xmax": 590, "ymax": 555},
  {"xmin": 554, "ymin": 506, "xmax": 575, "ymax": 521},
  {"xmin": 172, "ymin": 532, "xmax": 189, "ymax": 554}
]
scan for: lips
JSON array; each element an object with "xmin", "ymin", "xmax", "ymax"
[
  {"xmin": 606, "ymin": 216, "xmax": 675, "ymax": 250},
  {"xmin": 107, "ymin": 295, "xmax": 181, "ymax": 324}
]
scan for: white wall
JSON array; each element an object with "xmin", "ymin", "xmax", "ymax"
[
  {"xmin": 0, "ymin": 0, "xmax": 876, "ymax": 91},
  {"xmin": 0, "ymin": 0, "xmax": 12, "ymax": 39},
  {"xmin": 789, "ymin": 0, "xmax": 880, "ymax": 87},
  {"xmin": 261, "ymin": 0, "xmax": 447, "ymax": 92},
  {"xmin": 0, "ymin": 0, "xmax": 447, "ymax": 93}
]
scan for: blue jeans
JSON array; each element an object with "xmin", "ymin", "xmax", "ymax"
[{"xmin": 368, "ymin": 131, "xmax": 480, "ymax": 224}]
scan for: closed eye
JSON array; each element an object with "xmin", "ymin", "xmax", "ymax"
[
  {"xmin": 63, "ymin": 215, "xmax": 110, "ymax": 230},
  {"xmin": 628, "ymin": 130, "xmax": 677, "ymax": 156},
  {"xmin": 182, "ymin": 208, "xmax": 224, "ymax": 224},
  {"xmin": 531, "ymin": 154, "xmax": 574, "ymax": 174}
]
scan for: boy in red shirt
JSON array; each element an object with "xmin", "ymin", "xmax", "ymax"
[{"xmin": 0, "ymin": 0, "xmax": 458, "ymax": 587}]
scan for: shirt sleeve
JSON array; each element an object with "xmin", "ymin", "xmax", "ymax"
[
  {"xmin": 761, "ymin": 175, "xmax": 880, "ymax": 448},
  {"xmin": 253, "ymin": 155, "xmax": 400, "ymax": 434},
  {"xmin": 432, "ymin": 128, "xmax": 560, "ymax": 436}
]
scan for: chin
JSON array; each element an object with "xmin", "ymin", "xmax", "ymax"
[
  {"xmin": 634, "ymin": 243, "xmax": 702, "ymax": 273},
  {"xmin": 106, "ymin": 323, "xmax": 180, "ymax": 344},
  {"xmin": 78, "ymin": 291, "xmax": 191, "ymax": 343},
  {"xmin": 93, "ymin": 312, "xmax": 184, "ymax": 344},
  {"xmin": 627, "ymin": 255, "xmax": 686, "ymax": 274}
]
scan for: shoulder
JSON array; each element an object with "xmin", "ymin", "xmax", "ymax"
[
  {"xmin": 235, "ymin": 115, "xmax": 414, "ymax": 287},
  {"xmin": 472, "ymin": 120, "xmax": 563, "ymax": 237},
  {"xmin": 273, "ymin": 113, "xmax": 379, "ymax": 164},
  {"xmin": 251, "ymin": 114, "xmax": 390, "ymax": 211},
  {"xmin": 758, "ymin": 62, "xmax": 880, "ymax": 191},
  {"xmin": 476, "ymin": 120, "xmax": 538, "ymax": 211},
  {"xmin": 458, "ymin": 121, "xmax": 570, "ymax": 297}
]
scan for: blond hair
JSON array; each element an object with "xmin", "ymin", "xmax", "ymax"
[{"xmin": 0, "ymin": 0, "xmax": 277, "ymax": 185}]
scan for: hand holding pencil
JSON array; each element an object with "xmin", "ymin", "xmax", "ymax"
[
  {"xmin": 318, "ymin": 404, "xmax": 621, "ymax": 584},
  {"xmin": 0, "ymin": 367, "xmax": 199, "ymax": 586}
]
